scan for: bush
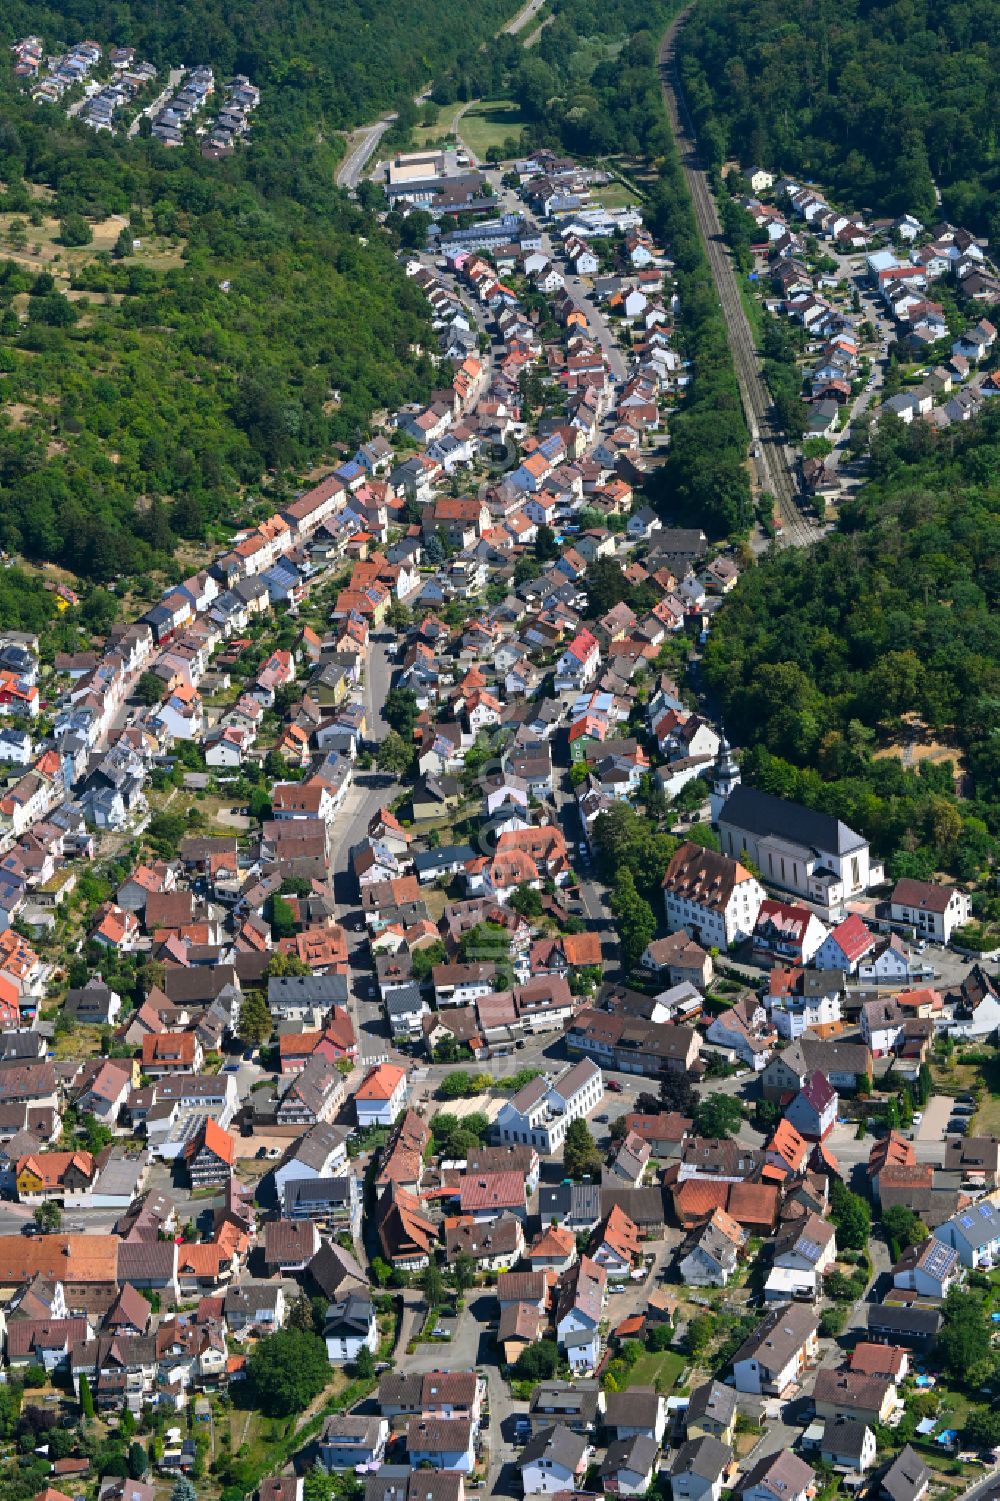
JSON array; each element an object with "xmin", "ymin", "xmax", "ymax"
[
  {"xmin": 511, "ymin": 1336, "xmax": 559, "ymax": 1382},
  {"xmin": 820, "ymin": 1306, "xmax": 847, "ymax": 1337},
  {"xmin": 246, "ymin": 1328, "xmax": 329, "ymax": 1417},
  {"xmin": 59, "ymin": 213, "xmax": 92, "ymax": 247}
]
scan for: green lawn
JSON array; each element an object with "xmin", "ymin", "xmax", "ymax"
[
  {"xmin": 972, "ymin": 1052, "xmax": 1000, "ymax": 1135},
  {"xmin": 625, "ymin": 1349, "xmax": 686, "ymax": 1391},
  {"xmin": 592, "ymin": 179, "xmax": 643, "ymax": 210},
  {"xmin": 410, "ymin": 101, "xmax": 466, "ymax": 150},
  {"xmin": 458, "ymin": 100, "xmax": 526, "ymax": 161}
]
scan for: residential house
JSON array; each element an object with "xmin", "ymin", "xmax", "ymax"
[
  {"xmin": 889, "ymin": 879, "xmax": 971, "ymax": 944},
  {"xmin": 518, "ymin": 1425, "xmax": 589, "ymax": 1496},
  {"xmin": 678, "ymin": 1208, "xmax": 745, "ymax": 1287},
  {"xmin": 670, "ymin": 1437, "xmax": 732, "ymax": 1501},
  {"xmin": 731, "ymin": 1305, "xmax": 819, "ymax": 1394},
  {"xmin": 661, "ymin": 842, "xmax": 766, "ymax": 949},
  {"xmin": 685, "ymin": 1381, "xmax": 737, "ymax": 1445},
  {"xmin": 738, "ymin": 1452, "xmax": 815, "ymax": 1501},
  {"xmin": 784, "ymin": 1072, "xmax": 838, "ymax": 1143}
]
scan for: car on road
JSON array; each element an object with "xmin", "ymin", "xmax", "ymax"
[
  {"xmin": 606, "ymin": 1079, "xmax": 623, "ymax": 1093},
  {"xmin": 222, "ymin": 1063, "xmax": 240, "ymax": 1073},
  {"xmin": 20, "ymin": 1223, "xmax": 40, "ymax": 1236},
  {"xmin": 431, "ymin": 1326, "xmax": 452, "ymax": 1340}
]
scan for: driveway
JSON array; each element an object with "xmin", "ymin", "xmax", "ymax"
[{"xmin": 917, "ymin": 1094, "xmax": 954, "ymax": 1144}]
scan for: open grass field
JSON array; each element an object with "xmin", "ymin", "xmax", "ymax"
[
  {"xmin": 592, "ymin": 179, "xmax": 643, "ymax": 210},
  {"xmin": 410, "ymin": 100, "xmax": 467, "ymax": 151},
  {"xmin": 458, "ymin": 99, "xmax": 527, "ymax": 161},
  {"xmin": 625, "ymin": 1348, "xmax": 686, "ymax": 1391},
  {"xmin": 0, "ymin": 203, "xmax": 185, "ymax": 282}
]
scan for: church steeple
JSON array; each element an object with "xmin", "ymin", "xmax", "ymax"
[{"xmin": 710, "ymin": 735, "xmax": 740, "ymax": 824}]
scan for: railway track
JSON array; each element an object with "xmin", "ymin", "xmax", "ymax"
[{"xmin": 658, "ymin": 14, "xmax": 816, "ymax": 549}]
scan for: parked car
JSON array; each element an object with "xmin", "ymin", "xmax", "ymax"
[{"xmin": 606, "ymin": 1079, "xmax": 623, "ymax": 1093}]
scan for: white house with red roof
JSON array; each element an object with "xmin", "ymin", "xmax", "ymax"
[
  {"xmin": 814, "ymin": 914, "xmax": 876, "ymax": 975},
  {"xmin": 752, "ymin": 899, "xmax": 828, "ymax": 966},
  {"xmin": 355, "ymin": 1063, "xmax": 407, "ymax": 1129},
  {"xmin": 555, "ymin": 629, "xmax": 600, "ymax": 692},
  {"xmin": 784, "ymin": 1071, "xmax": 838, "ymax": 1142}
]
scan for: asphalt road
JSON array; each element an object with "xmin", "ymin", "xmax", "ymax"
[
  {"xmin": 502, "ymin": 0, "xmax": 547, "ymax": 35},
  {"xmin": 486, "ymin": 170, "xmax": 629, "ymax": 385},
  {"xmin": 337, "ymin": 118, "xmax": 395, "ymax": 189},
  {"xmin": 128, "ymin": 67, "xmax": 185, "ymax": 137}
]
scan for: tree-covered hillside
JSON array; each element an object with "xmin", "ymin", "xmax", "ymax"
[
  {"xmin": 704, "ymin": 407, "xmax": 1000, "ymax": 880},
  {"xmin": 677, "ymin": 0, "xmax": 1000, "ymax": 234},
  {"xmin": 0, "ymin": 111, "xmax": 435, "ymax": 582},
  {"xmin": 1, "ymin": 0, "xmax": 519, "ymax": 131},
  {"xmin": 0, "ymin": 0, "xmax": 528, "ymax": 585}
]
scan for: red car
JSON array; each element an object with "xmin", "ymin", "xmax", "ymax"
[{"xmin": 606, "ymin": 1079, "xmax": 623, "ymax": 1093}]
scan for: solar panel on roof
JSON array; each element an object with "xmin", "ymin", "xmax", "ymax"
[
  {"xmin": 960, "ymin": 1214, "xmax": 973, "ymax": 1227},
  {"xmin": 923, "ymin": 1242, "xmax": 952, "ymax": 1276}
]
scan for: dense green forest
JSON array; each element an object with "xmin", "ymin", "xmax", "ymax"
[
  {"xmin": 2, "ymin": 0, "xmax": 519, "ymax": 132},
  {"xmin": 704, "ymin": 407, "xmax": 1000, "ymax": 881},
  {"xmin": 676, "ymin": 0, "xmax": 1000, "ymax": 234},
  {"xmin": 0, "ymin": 114, "xmax": 434, "ymax": 581},
  {"xmin": 0, "ymin": 0, "xmax": 526, "ymax": 585}
]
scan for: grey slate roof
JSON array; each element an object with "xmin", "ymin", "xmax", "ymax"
[
  {"xmin": 671, "ymin": 1436, "xmax": 733, "ymax": 1482},
  {"xmin": 821, "ymin": 1415, "xmax": 872, "ymax": 1461},
  {"xmin": 323, "ymin": 1291, "xmax": 373, "ymax": 1338},
  {"xmin": 538, "ymin": 1181, "xmax": 601, "ymax": 1223},
  {"xmin": 686, "ymin": 1378, "xmax": 737, "ymax": 1432},
  {"xmin": 529, "ymin": 1379, "xmax": 601, "ymax": 1429},
  {"xmin": 720, "ymin": 784, "xmax": 867, "ymax": 855},
  {"xmin": 881, "ymin": 1445, "xmax": 931, "ymax": 1501},
  {"xmin": 604, "ymin": 1386, "xmax": 662, "ymax": 1432},
  {"xmin": 602, "ymin": 1433, "xmax": 659, "ymax": 1481},
  {"xmin": 268, "ymin": 973, "xmax": 349, "ymax": 1006},
  {"xmin": 517, "ymin": 1422, "xmax": 588, "ymax": 1472}
]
